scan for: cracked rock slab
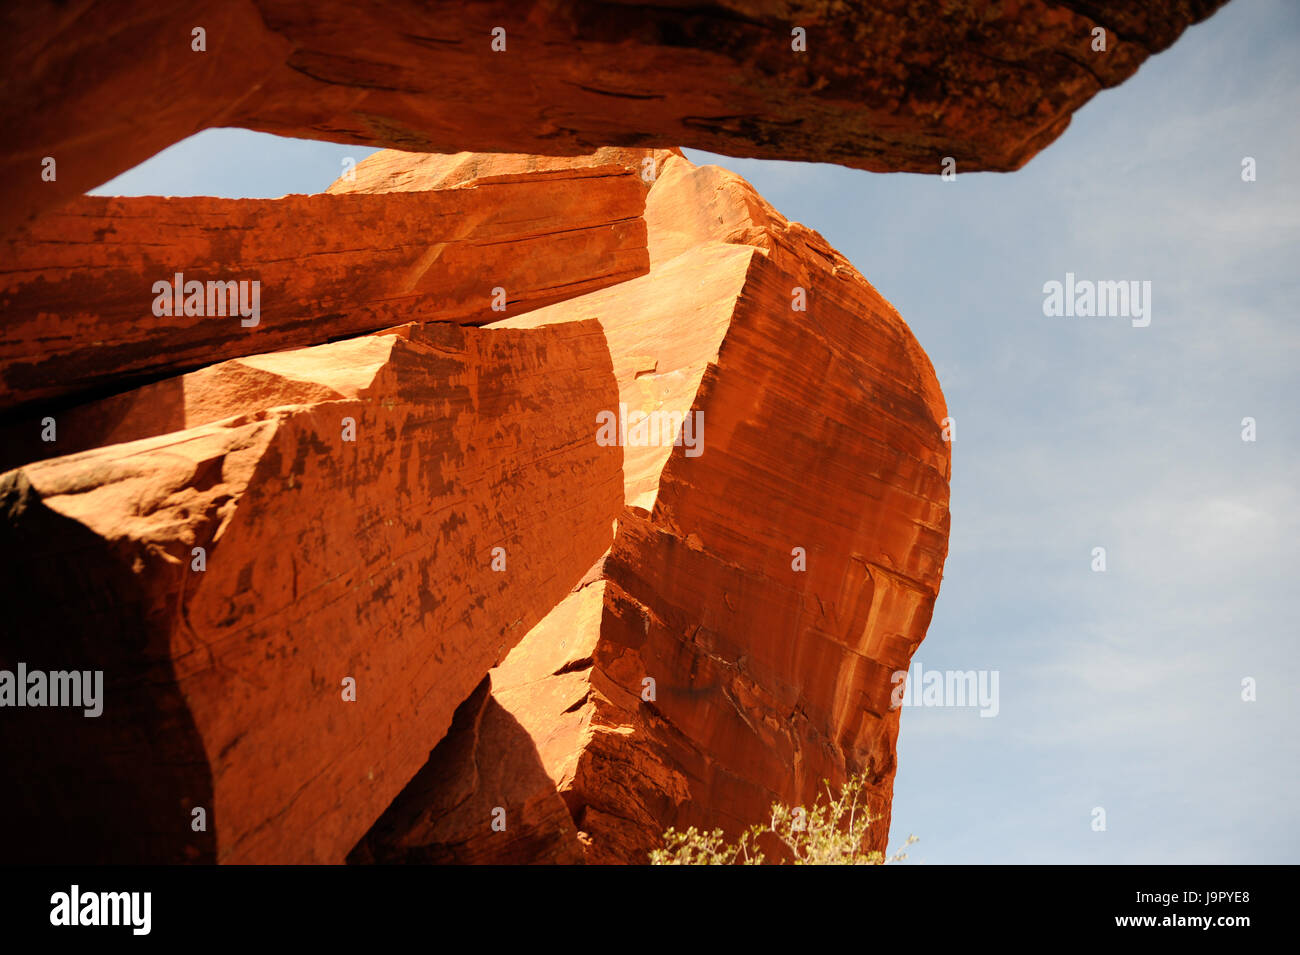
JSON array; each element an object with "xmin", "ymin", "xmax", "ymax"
[
  {"xmin": 0, "ymin": 319, "xmax": 623, "ymax": 863},
  {"xmin": 0, "ymin": 163, "xmax": 646, "ymax": 413},
  {"xmin": 351, "ymin": 152, "xmax": 950, "ymax": 863},
  {"xmin": 0, "ymin": 0, "xmax": 1229, "ymax": 237}
]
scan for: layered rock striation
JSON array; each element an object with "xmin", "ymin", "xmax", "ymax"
[
  {"xmin": 0, "ymin": 164, "xmax": 646, "ymax": 414},
  {"xmin": 0, "ymin": 0, "xmax": 1231, "ymax": 866},
  {"xmin": 1, "ymin": 0, "xmax": 1228, "ymax": 237},
  {"xmin": 352, "ymin": 152, "xmax": 951, "ymax": 864},
  {"xmin": 0, "ymin": 140, "xmax": 952, "ymax": 865},
  {"xmin": 0, "ymin": 320, "xmax": 623, "ymax": 863}
]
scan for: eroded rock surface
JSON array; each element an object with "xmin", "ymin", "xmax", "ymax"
[
  {"xmin": 1, "ymin": 0, "xmax": 1228, "ymax": 237},
  {"xmin": 352, "ymin": 152, "xmax": 951, "ymax": 864},
  {"xmin": 0, "ymin": 168, "xmax": 646, "ymax": 413},
  {"xmin": 0, "ymin": 320, "xmax": 622, "ymax": 863}
]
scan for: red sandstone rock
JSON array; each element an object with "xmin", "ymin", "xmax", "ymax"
[
  {"xmin": 353, "ymin": 153, "xmax": 950, "ymax": 863},
  {"xmin": 0, "ymin": 319, "xmax": 623, "ymax": 863},
  {"xmin": 327, "ymin": 147, "xmax": 680, "ymax": 195},
  {"xmin": 0, "ymin": 1, "xmax": 1227, "ymax": 238},
  {"xmin": 347, "ymin": 678, "xmax": 586, "ymax": 865},
  {"xmin": 0, "ymin": 168, "xmax": 645, "ymax": 413}
]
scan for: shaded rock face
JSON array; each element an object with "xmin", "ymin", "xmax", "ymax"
[
  {"xmin": 0, "ymin": 321, "xmax": 623, "ymax": 863},
  {"xmin": 352, "ymin": 153, "xmax": 950, "ymax": 864},
  {"xmin": 0, "ymin": 165, "xmax": 646, "ymax": 414},
  {"xmin": 348, "ymin": 678, "xmax": 586, "ymax": 865},
  {"xmin": 0, "ymin": 0, "xmax": 1227, "ymax": 237}
]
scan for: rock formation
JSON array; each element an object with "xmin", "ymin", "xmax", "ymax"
[
  {"xmin": 0, "ymin": 321, "xmax": 623, "ymax": 863},
  {"xmin": 326, "ymin": 146, "xmax": 677, "ymax": 196},
  {"xmin": 350, "ymin": 152, "xmax": 951, "ymax": 864},
  {"xmin": 1, "ymin": 0, "xmax": 1228, "ymax": 237},
  {"xmin": 0, "ymin": 163, "xmax": 646, "ymax": 414},
  {"xmin": 1, "ymin": 0, "xmax": 1224, "ymax": 865},
  {"xmin": 348, "ymin": 677, "xmax": 588, "ymax": 865},
  {"xmin": 0, "ymin": 140, "xmax": 950, "ymax": 864}
]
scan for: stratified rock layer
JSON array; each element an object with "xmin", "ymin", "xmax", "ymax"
[
  {"xmin": 0, "ymin": 0, "xmax": 1228, "ymax": 237},
  {"xmin": 0, "ymin": 320, "xmax": 623, "ymax": 863},
  {"xmin": 352, "ymin": 153, "xmax": 951, "ymax": 863},
  {"xmin": 0, "ymin": 165, "xmax": 646, "ymax": 413}
]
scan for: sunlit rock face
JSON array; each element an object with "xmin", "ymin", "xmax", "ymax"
[
  {"xmin": 0, "ymin": 164, "xmax": 646, "ymax": 416},
  {"xmin": 0, "ymin": 320, "xmax": 623, "ymax": 863},
  {"xmin": 352, "ymin": 151, "xmax": 951, "ymax": 864}
]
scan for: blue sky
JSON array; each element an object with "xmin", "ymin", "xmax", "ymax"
[{"xmin": 92, "ymin": 0, "xmax": 1298, "ymax": 863}]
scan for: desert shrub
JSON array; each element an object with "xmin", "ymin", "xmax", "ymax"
[{"xmin": 649, "ymin": 773, "xmax": 917, "ymax": 865}]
